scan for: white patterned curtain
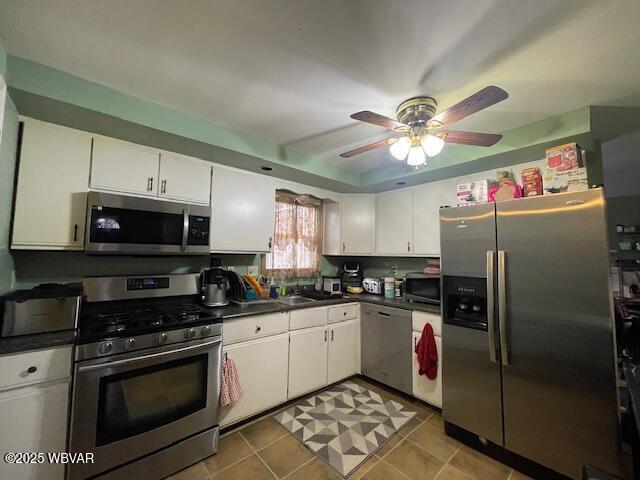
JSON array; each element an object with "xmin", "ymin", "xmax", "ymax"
[{"xmin": 264, "ymin": 192, "xmax": 321, "ymax": 278}]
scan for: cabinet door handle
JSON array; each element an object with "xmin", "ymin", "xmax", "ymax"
[
  {"xmin": 163, "ymin": 179, "xmax": 167, "ymax": 194},
  {"xmin": 27, "ymin": 366, "xmax": 37, "ymax": 374},
  {"xmin": 324, "ymin": 330, "xmax": 327, "ymax": 342},
  {"xmin": 268, "ymin": 237, "xmax": 272, "ymax": 249},
  {"xmin": 414, "ymin": 337, "xmax": 417, "ymax": 349},
  {"xmin": 342, "ymin": 242, "xmax": 346, "ymax": 252},
  {"xmin": 150, "ymin": 177, "xmax": 154, "ymax": 191},
  {"xmin": 407, "ymin": 241, "xmax": 411, "ymax": 252},
  {"xmin": 255, "ymin": 326, "xmax": 261, "ymax": 333},
  {"xmin": 331, "ymin": 330, "xmax": 334, "ymax": 341},
  {"xmin": 73, "ymin": 224, "xmax": 78, "ymax": 242}
]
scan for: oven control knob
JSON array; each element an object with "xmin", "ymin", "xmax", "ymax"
[
  {"xmin": 156, "ymin": 333, "xmax": 168, "ymax": 345},
  {"xmin": 124, "ymin": 338, "xmax": 136, "ymax": 349},
  {"xmin": 98, "ymin": 341, "xmax": 113, "ymax": 355},
  {"xmin": 185, "ymin": 328, "xmax": 196, "ymax": 339},
  {"xmin": 201, "ymin": 325, "xmax": 212, "ymax": 336}
]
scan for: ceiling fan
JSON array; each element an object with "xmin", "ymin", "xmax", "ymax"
[{"xmin": 340, "ymin": 86, "xmax": 508, "ymax": 166}]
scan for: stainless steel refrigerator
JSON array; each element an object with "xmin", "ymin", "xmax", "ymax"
[{"xmin": 439, "ymin": 188, "xmax": 619, "ymax": 479}]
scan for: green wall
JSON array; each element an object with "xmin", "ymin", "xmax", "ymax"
[
  {"xmin": 10, "ymin": 251, "xmax": 261, "ymax": 289},
  {"xmin": 6, "ymin": 54, "xmax": 604, "ymax": 192},
  {"xmin": 0, "ymin": 93, "xmax": 18, "ymax": 294}
]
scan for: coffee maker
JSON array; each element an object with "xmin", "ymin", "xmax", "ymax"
[
  {"xmin": 340, "ymin": 262, "xmax": 363, "ymax": 290},
  {"xmin": 200, "ymin": 257, "xmax": 229, "ymax": 307}
]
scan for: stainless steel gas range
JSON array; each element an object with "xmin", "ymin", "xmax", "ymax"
[{"xmin": 68, "ymin": 274, "xmax": 222, "ymax": 480}]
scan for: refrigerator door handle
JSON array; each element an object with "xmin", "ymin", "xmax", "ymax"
[
  {"xmin": 498, "ymin": 250, "xmax": 509, "ymax": 366},
  {"xmin": 486, "ymin": 250, "xmax": 497, "ymax": 363}
]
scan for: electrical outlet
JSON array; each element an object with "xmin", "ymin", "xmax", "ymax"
[
  {"xmin": 391, "ymin": 265, "xmax": 398, "ymax": 277},
  {"xmin": 227, "ymin": 266, "xmax": 235, "ymax": 272},
  {"xmin": 248, "ymin": 265, "xmax": 258, "ymax": 276}
]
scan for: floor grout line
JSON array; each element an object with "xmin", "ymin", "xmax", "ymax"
[
  {"xmin": 238, "ymin": 431, "xmax": 280, "ymax": 479},
  {"xmin": 432, "ymin": 445, "xmax": 462, "ymax": 480},
  {"xmin": 380, "ymin": 458, "xmax": 414, "ymax": 480},
  {"xmin": 280, "ymin": 456, "xmax": 316, "ymax": 479},
  {"xmin": 206, "ymin": 433, "xmax": 259, "ymax": 477}
]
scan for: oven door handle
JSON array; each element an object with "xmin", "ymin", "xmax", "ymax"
[{"xmin": 78, "ymin": 337, "xmax": 222, "ymax": 373}]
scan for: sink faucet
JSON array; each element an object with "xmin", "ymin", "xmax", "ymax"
[{"xmin": 292, "ymin": 282, "xmax": 301, "ymax": 295}]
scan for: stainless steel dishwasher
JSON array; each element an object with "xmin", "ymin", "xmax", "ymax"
[{"xmin": 361, "ymin": 303, "xmax": 412, "ymax": 395}]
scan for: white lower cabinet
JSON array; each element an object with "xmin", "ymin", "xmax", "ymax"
[
  {"xmin": 328, "ymin": 319, "xmax": 359, "ymax": 384},
  {"xmin": 411, "ymin": 331, "xmax": 442, "ymax": 407},
  {"xmin": 0, "ymin": 380, "xmax": 70, "ymax": 480},
  {"xmin": 220, "ymin": 333, "xmax": 289, "ymax": 427},
  {"xmin": 288, "ymin": 326, "xmax": 328, "ymax": 398}
]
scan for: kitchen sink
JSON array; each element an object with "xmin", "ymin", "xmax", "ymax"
[{"xmin": 277, "ymin": 295, "xmax": 317, "ymax": 306}]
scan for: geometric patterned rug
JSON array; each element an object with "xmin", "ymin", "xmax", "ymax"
[{"xmin": 274, "ymin": 380, "xmax": 417, "ymax": 477}]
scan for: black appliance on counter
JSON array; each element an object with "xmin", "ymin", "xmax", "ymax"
[
  {"xmin": 0, "ymin": 283, "xmax": 82, "ymax": 337},
  {"xmin": 340, "ymin": 263, "xmax": 363, "ymax": 290},
  {"xmin": 403, "ymin": 272, "xmax": 441, "ymax": 305},
  {"xmin": 69, "ymin": 274, "xmax": 222, "ymax": 480}
]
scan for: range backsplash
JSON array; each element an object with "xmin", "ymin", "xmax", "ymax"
[{"xmin": 10, "ymin": 251, "xmax": 433, "ymax": 290}]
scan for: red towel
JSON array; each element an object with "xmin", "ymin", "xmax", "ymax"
[{"xmin": 415, "ymin": 323, "xmax": 438, "ymax": 380}]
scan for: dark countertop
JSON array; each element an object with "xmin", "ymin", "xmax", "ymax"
[
  {"xmin": 0, "ymin": 294, "xmax": 439, "ymax": 355},
  {"xmin": 0, "ymin": 330, "xmax": 77, "ymax": 356},
  {"xmin": 213, "ymin": 293, "xmax": 440, "ymax": 320}
]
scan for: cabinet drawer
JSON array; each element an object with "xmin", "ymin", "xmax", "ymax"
[
  {"xmin": 0, "ymin": 346, "xmax": 72, "ymax": 390},
  {"xmin": 223, "ymin": 312, "xmax": 289, "ymax": 345},
  {"xmin": 289, "ymin": 307, "xmax": 328, "ymax": 330},
  {"xmin": 412, "ymin": 311, "xmax": 442, "ymax": 336},
  {"xmin": 328, "ymin": 303, "xmax": 359, "ymax": 323}
]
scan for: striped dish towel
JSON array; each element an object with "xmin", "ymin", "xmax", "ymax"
[{"xmin": 220, "ymin": 355, "xmax": 242, "ymax": 407}]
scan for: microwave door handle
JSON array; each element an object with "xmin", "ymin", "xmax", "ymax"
[
  {"xmin": 181, "ymin": 208, "xmax": 189, "ymax": 252},
  {"xmin": 78, "ymin": 337, "xmax": 222, "ymax": 373}
]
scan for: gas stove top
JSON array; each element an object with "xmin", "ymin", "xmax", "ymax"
[
  {"xmin": 77, "ymin": 274, "xmax": 223, "ymax": 361},
  {"xmin": 79, "ymin": 296, "xmax": 221, "ymax": 343}
]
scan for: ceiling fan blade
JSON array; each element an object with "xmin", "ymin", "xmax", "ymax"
[
  {"xmin": 441, "ymin": 130, "xmax": 502, "ymax": 147},
  {"xmin": 339, "ymin": 138, "xmax": 393, "ymax": 158},
  {"xmin": 351, "ymin": 111, "xmax": 409, "ymax": 131},
  {"xmin": 428, "ymin": 86, "xmax": 508, "ymax": 127}
]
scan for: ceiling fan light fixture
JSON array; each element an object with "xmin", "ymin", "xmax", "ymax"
[
  {"xmin": 407, "ymin": 145, "xmax": 426, "ymax": 166},
  {"xmin": 421, "ymin": 134, "xmax": 445, "ymax": 157},
  {"xmin": 389, "ymin": 136, "xmax": 411, "ymax": 160}
]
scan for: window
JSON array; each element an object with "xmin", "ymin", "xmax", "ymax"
[{"xmin": 264, "ymin": 192, "xmax": 321, "ymax": 278}]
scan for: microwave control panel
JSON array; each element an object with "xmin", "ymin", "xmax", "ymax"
[{"xmin": 188, "ymin": 216, "xmax": 210, "ymax": 245}]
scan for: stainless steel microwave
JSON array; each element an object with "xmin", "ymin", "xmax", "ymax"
[
  {"xmin": 85, "ymin": 192, "xmax": 210, "ymax": 255},
  {"xmin": 403, "ymin": 272, "xmax": 441, "ymax": 304}
]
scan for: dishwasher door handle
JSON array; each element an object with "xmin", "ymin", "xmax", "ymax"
[{"xmin": 378, "ymin": 312, "xmax": 391, "ymax": 317}]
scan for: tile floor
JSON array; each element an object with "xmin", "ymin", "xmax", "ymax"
[{"xmin": 167, "ymin": 376, "xmax": 532, "ymax": 480}]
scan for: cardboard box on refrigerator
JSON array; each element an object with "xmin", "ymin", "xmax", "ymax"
[{"xmin": 456, "ymin": 180, "xmax": 489, "ymax": 205}]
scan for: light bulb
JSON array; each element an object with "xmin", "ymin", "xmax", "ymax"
[
  {"xmin": 389, "ymin": 136, "xmax": 411, "ymax": 160},
  {"xmin": 407, "ymin": 145, "xmax": 426, "ymax": 166},
  {"xmin": 420, "ymin": 134, "xmax": 445, "ymax": 157}
]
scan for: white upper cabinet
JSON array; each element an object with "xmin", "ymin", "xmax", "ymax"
[
  {"xmin": 413, "ymin": 178, "xmax": 458, "ymax": 256},
  {"xmin": 90, "ymin": 137, "xmax": 160, "ymax": 196},
  {"xmin": 340, "ymin": 194, "xmax": 376, "ymax": 255},
  {"xmin": 158, "ymin": 152, "xmax": 211, "ymax": 204},
  {"xmin": 12, "ymin": 119, "xmax": 92, "ymax": 250},
  {"xmin": 322, "ymin": 201, "xmax": 340, "ymax": 255},
  {"xmin": 210, "ymin": 165, "xmax": 275, "ymax": 253},
  {"xmin": 376, "ymin": 189, "xmax": 414, "ymax": 255}
]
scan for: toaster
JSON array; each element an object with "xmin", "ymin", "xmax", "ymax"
[{"xmin": 362, "ymin": 277, "xmax": 383, "ymax": 294}]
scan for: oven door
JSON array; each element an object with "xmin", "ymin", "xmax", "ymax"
[{"xmin": 68, "ymin": 337, "xmax": 221, "ymax": 480}]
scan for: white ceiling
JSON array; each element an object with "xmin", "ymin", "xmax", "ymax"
[{"xmin": 1, "ymin": 0, "xmax": 640, "ymax": 174}]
